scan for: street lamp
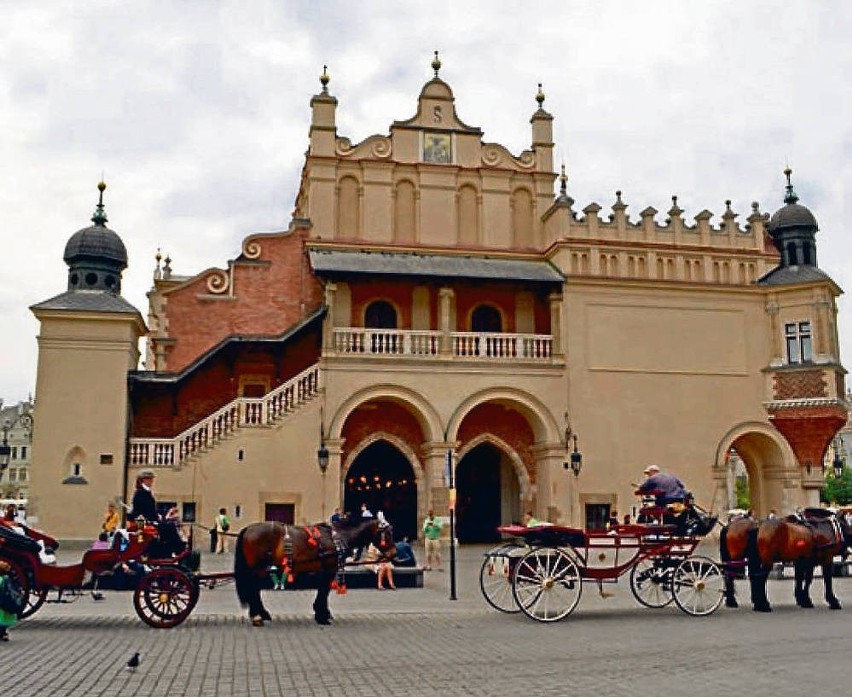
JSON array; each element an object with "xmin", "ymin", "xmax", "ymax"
[
  {"xmin": 317, "ymin": 444, "xmax": 330, "ymax": 474},
  {"xmin": 317, "ymin": 408, "xmax": 330, "ymax": 519},
  {"xmin": 0, "ymin": 418, "xmax": 11, "ymax": 471},
  {"xmin": 833, "ymin": 437, "xmax": 845, "ymax": 480}
]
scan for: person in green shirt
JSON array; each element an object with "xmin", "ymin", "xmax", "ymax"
[
  {"xmin": 0, "ymin": 560, "xmax": 18, "ymax": 641},
  {"xmin": 422, "ymin": 509, "xmax": 443, "ymax": 571}
]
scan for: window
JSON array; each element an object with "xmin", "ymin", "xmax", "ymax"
[
  {"xmin": 364, "ymin": 301, "xmax": 397, "ymax": 329},
  {"xmin": 182, "ymin": 502, "xmax": 196, "ymax": 523},
  {"xmin": 785, "ymin": 321, "xmax": 813, "ymax": 364},
  {"xmin": 20, "ymin": 446, "xmax": 26, "ymax": 460},
  {"xmin": 10, "ymin": 447, "xmax": 17, "ymax": 460},
  {"xmin": 72, "ymin": 463, "xmax": 82, "ymax": 477},
  {"xmin": 471, "ymin": 305, "xmax": 502, "ymax": 333}
]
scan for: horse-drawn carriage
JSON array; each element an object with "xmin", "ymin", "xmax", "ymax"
[
  {"xmin": 0, "ymin": 520, "xmax": 202, "ymax": 628},
  {"xmin": 480, "ymin": 502, "xmax": 723, "ymax": 621}
]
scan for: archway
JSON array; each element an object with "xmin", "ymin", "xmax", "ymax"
[
  {"xmin": 455, "ymin": 442, "xmax": 521, "ymax": 543},
  {"xmin": 344, "ymin": 440, "xmax": 417, "ymax": 540}
]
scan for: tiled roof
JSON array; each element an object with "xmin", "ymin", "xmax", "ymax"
[
  {"xmin": 30, "ymin": 290, "xmax": 141, "ymax": 314},
  {"xmin": 757, "ymin": 265, "xmax": 834, "ymax": 286},
  {"xmin": 308, "ymin": 249, "xmax": 564, "ymax": 283}
]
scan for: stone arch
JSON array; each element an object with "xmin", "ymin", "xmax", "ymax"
[
  {"xmin": 446, "ymin": 387, "xmax": 560, "ymax": 444},
  {"xmin": 714, "ymin": 421, "xmax": 799, "ymax": 517},
  {"xmin": 329, "ymin": 384, "xmax": 443, "ymax": 443},
  {"xmin": 62, "ymin": 445, "xmax": 88, "ymax": 482},
  {"xmin": 342, "ymin": 431, "xmax": 424, "ymax": 539},
  {"xmin": 457, "ymin": 433, "xmax": 532, "ymax": 501}
]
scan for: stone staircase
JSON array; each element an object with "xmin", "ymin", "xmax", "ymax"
[{"xmin": 128, "ymin": 363, "xmax": 321, "ymax": 469}]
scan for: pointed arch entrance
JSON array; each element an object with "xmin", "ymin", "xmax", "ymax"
[
  {"xmin": 344, "ymin": 440, "xmax": 417, "ymax": 540},
  {"xmin": 455, "ymin": 442, "xmax": 521, "ymax": 543}
]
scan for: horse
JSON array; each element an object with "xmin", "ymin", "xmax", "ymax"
[
  {"xmin": 233, "ymin": 517, "xmax": 396, "ymax": 626},
  {"xmin": 720, "ymin": 509, "xmax": 852, "ymax": 612}
]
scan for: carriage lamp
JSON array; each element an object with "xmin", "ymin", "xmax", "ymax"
[
  {"xmin": 317, "ymin": 444, "xmax": 330, "ymax": 474},
  {"xmin": 833, "ymin": 438, "xmax": 845, "ymax": 479},
  {"xmin": 0, "ymin": 418, "xmax": 11, "ymax": 471}
]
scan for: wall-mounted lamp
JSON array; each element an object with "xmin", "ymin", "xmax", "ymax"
[
  {"xmin": 564, "ymin": 433, "xmax": 582, "ymax": 477},
  {"xmin": 0, "ymin": 418, "xmax": 11, "ymax": 471},
  {"xmin": 317, "ymin": 407, "xmax": 329, "ymax": 474},
  {"xmin": 833, "ymin": 436, "xmax": 845, "ymax": 479}
]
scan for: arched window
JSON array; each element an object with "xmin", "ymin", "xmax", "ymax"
[
  {"xmin": 365, "ymin": 301, "xmax": 397, "ymax": 329},
  {"xmin": 471, "ymin": 304, "xmax": 502, "ymax": 333},
  {"xmin": 786, "ymin": 241, "xmax": 798, "ymax": 266}
]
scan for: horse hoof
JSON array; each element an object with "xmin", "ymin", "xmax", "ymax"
[
  {"xmin": 315, "ymin": 616, "xmax": 332, "ymax": 626},
  {"xmin": 753, "ymin": 605, "xmax": 772, "ymax": 613},
  {"xmin": 725, "ymin": 599, "xmax": 739, "ymax": 609},
  {"xmin": 251, "ymin": 617, "xmax": 265, "ymax": 627},
  {"xmin": 260, "ymin": 610, "xmax": 272, "ymax": 622},
  {"xmin": 829, "ymin": 602, "xmax": 842, "ymax": 610}
]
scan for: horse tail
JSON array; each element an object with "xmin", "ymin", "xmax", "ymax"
[{"xmin": 233, "ymin": 528, "xmax": 253, "ymax": 607}]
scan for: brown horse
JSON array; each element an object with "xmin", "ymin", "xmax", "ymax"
[
  {"xmin": 720, "ymin": 509, "xmax": 852, "ymax": 612},
  {"xmin": 234, "ymin": 517, "xmax": 396, "ymax": 625}
]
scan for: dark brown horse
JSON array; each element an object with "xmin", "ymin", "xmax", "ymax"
[
  {"xmin": 720, "ymin": 509, "xmax": 852, "ymax": 612},
  {"xmin": 234, "ymin": 518, "xmax": 396, "ymax": 625}
]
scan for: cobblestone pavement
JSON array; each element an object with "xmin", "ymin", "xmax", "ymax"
[{"xmin": 2, "ymin": 542, "xmax": 851, "ymax": 696}]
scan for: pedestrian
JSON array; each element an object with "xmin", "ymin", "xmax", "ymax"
[
  {"xmin": 101, "ymin": 501, "xmax": 120, "ymax": 535},
  {"xmin": 607, "ymin": 509, "xmax": 619, "ymax": 531},
  {"xmin": 330, "ymin": 507, "xmax": 342, "ymax": 523},
  {"xmin": 364, "ymin": 543, "xmax": 396, "ymax": 590},
  {"xmin": 523, "ymin": 511, "xmax": 541, "ymax": 527},
  {"xmin": 214, "ymin": 508, "xmax": 230, "ymax": 554},
  {"xmin": 768, "ymin": 508, "xmax": 778, "ymax": 520},
  {"xmin": 422, "ymin": 509, "xmax": 443, "ymax": 571},
  {"xmin": 0, "ymin": 560, "xmax": 19, "ymax": 642},
  {"xmin": 360, "ymin": 502, "xmax": 373, "ymax": 519}
]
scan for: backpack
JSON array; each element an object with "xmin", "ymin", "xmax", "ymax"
[
  {"xmin": 0, "ymin": 575, "xmax": 25, "ymax": 616},
  {"xmin": 220, "ymin": 516, "xmax": 230, "ymax": 532}
]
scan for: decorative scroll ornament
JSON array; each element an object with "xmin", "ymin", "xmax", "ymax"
[
  {"xmin": 242, "ymin": 240, "xmax": 262, "ymax": 259},
  {"xmin": 206, "ymin": 269, "xmax": 230, "ymax": 294},
  {"xmin": 335, "ymin": 135, "xmax": 392, "ymax": 159},
  {"xmin": 481, "ymin": 143, "xmax": 535, "ymax": 170}
]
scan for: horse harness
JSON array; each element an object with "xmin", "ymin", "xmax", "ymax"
[{"xmin": 793, "ymin": 511, "xmax": 844, "ymax": 552}]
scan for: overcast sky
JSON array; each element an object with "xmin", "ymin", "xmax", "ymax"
[{"xmin": 1, "ymin": 0, "xmax": 850, "ymax": 404}]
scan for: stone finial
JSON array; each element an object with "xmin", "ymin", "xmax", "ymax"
[
  {"xmin": 536, "ymin": 83, "xmax": 545, "ymax": 108},
  {"xmin": 560, "ymin": 163, "xmax": 567, "ymax": 195},
  {"xmin": 163, "ymin": 255, "xmax": 172, "ymax": 280},
  {"xmin": 154, "ymin": 248, "xmax": 162, "ymax": 281},
  {"xmin": 751, "ymin": 201, "xmax": 760, "ymax": 214},
  {"xmin": 432, "ymin": 50, "xmax": 441, "ymax": 78},
  {"xmin": 92, "ymin": 180, "xmax": 108, "ymax": 226},
  {"xmin": 320, "ymin": 65, "xmax": 330, "ymax": 93},
  {"xmin": 668, "ymin": 195, "xmax": 683, "ymax": 218},
  {"xmin": 783, "ymin": 166, "xmax": 799, "ymax": 204}
]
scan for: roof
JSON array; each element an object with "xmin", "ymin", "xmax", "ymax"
[
  {"xmin": 30, "ymin": 290, "xmax": 142, "ymax": 314},
  {"xmin": 757, "ymin": 265, "xmax": 835, "ymax": 287},
  {"xmin": 129, "ymin": 305, "xmax": 326, "ymax": 385},
  {"xmin": 768, "ymin": 202, "xmax": 819, "ymax": 234},
  {"xmin": 308, "ymin": 249, "xmax": 564, "ymax": 284},
  {"xmin": 64, "ymin": 224, "xmax": 128, "ymax": 267}
]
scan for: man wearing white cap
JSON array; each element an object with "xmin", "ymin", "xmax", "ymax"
[{"xmin": 635, "ymin": 465, "xmax": 688, "ymax": 507}]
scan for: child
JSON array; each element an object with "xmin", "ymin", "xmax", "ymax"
[{"xmin": 0, "ymin": 560, "xmax": 18, "ymax": 641}]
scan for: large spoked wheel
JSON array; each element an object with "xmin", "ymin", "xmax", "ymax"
[
  {"xmin": 133, "ymin": 567, "xmax": 199, "ymax": 628},
  {"xmin": 629, "ymin": 555, "xmax": 675, "ymax": 608},
  {"xmin": 672, "ymin": 556, "xmax": 725, "ymax": 616},
  {"xmin": 512, "ymin": 547, "xmax": 582, "ymax": 622},
  {"xmin": 480, "ymin": 546, "xmax": 526, "ymax": 613},
  {"xmin": 2, "ymin": 557, "xmax": 46, "ymax": 619}
]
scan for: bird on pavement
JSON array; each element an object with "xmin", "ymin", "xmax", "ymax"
[{"xmin": 126, "ymin": 652, "xmax": 140, "ymax": 672}]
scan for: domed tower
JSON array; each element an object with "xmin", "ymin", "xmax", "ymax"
[
  {"xmin": 63, "ymin": 181, "xmax": 128, "ymax": 293},
  {"xmin": 767, "ymin": 167, "xmax": 819, "ymax": 269},
  {"xmin": 759, "ymin": 169, "xmax": 847, "ymax": 509},
  {"xmin": 29, "ymin": 183, "xmax": 146, "ymax": 540}
]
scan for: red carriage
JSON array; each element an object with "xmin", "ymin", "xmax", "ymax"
[
  {"xmin": 480, "ymin": 501, "xmax": 723, "ymax": 621},
  {"xmin": 0, "ymin": 520, "xmax": 201, "ymax": 628}
]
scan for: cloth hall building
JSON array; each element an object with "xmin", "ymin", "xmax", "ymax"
[{"xmin": 29, "ymin": 58, "xmax": 847, "ymax": 541}]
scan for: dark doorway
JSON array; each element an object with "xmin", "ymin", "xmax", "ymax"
[
  {"xmin": 265, "ymin": 503, "xmax": 295, "ymax": 525},
  {"xmin": 585, "ymin": 503, "xmax": 610, "ymax": 532},
  {"xmin": 471, "ymin": 304, "xmax": 502, "ymax": 332},
  {"xmin": 456, "ymin": 443, "xmax": 506, "ymax": 543},
  {"xmin": 365, "ymin": 300, "xmax": 398, "ymax": 329},
  {"xmin": 344, "ymin": 440, "xmax": 417, "ymax": 540}
]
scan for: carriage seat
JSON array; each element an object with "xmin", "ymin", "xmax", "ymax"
[
  {"xmin": 0, "ymin": 524, "xmax": 41, "ymax": 554},
  {"xmin": 82, "ymin": 549, "xmax": 122, "ymax": 575},
  {"xmin": 497, "ymin": 524, "xmax": 587, "ymax": 548}
]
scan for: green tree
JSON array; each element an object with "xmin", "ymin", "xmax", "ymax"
[
  {"xmin": 822, "ymin": 468, "xmax": 852, "ymax": 506},
  {"xmin": 735, "ymin": 476, "xmax": 750, "ymax": 509}
]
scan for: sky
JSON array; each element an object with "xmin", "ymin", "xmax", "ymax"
[{"xmin": 1, "ymin": 0, "xmax": 851, "ymax": 404}]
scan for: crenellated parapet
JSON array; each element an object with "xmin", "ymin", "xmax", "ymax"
[{"xmin": 545, "ymin": 185, "xmax": 779, "ymax": 285}]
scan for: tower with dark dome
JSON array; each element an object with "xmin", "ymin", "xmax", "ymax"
[
  {"xmin": 767, "ymin": 167, "xmax": 819, "ymax": 269},
  {"xmin": 29, "ymin": 183, "xmax": 146, "ymax": 539},
  {"xmin": 63, "ymin": 181, "xmax": 128, "ymax": 293}
]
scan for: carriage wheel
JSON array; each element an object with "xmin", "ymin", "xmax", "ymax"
[
  {"xmin": 672, "ymin": 556, "xmax": 724, "ymax": 616},
  {"xmin": 479, "ymin": 546, "xmax": 526, "ymax": 613},
  {"xmin": 133, "ymin": 567, "xmax": 199, "ymax": 628},
  {"xmin": 2, "ymin": 557, "xmax": 46, "ymax": 619},
  {"xmin": 512, "ymin": 547, "xmax": 582, "ymax": 622},
  {"xmin": 629, "ymin": 555, "xmax": 675, "ymax": 608}
]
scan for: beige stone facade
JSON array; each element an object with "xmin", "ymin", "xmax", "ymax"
[{"xmin": 29, "ymin": 59, "xmax": 846, "ymax": 542}]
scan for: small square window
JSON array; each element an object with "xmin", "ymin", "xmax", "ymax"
[{"xmin": 100, "ymin": 454, "xmax": 114, "ymax": 465}]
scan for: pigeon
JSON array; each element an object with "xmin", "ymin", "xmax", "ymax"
[{"xmin": 126, "ymin": 652, "xmax": 140, "ymax": 672}]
